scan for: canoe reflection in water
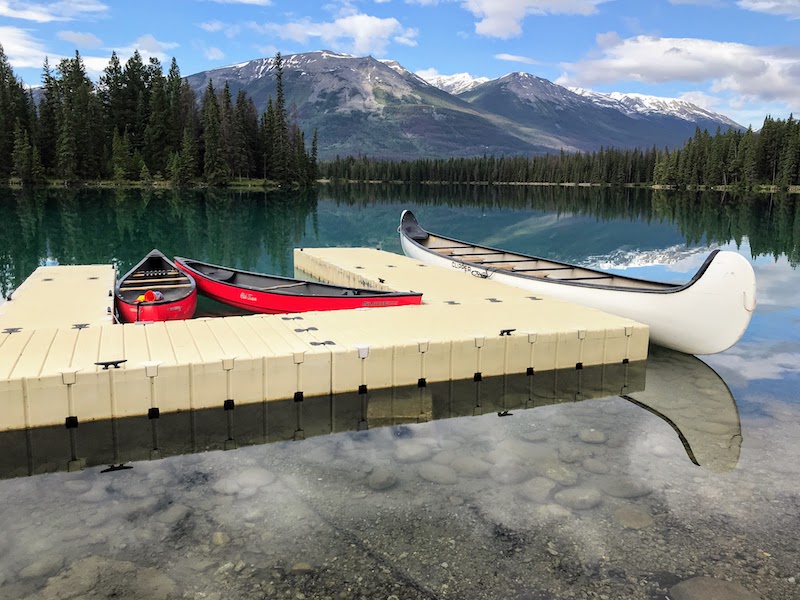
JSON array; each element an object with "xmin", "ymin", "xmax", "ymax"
[{"xmin": 0, "ymin": 347, "xmax": 740, "ymax": 480}]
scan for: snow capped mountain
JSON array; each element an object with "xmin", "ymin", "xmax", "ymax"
[
  {"xmin": 420, "ymin": 72, "xmax": 489, "ymax": 95},
  {"xmin": 493, "ymin": 72, "xmax": 584, "ymax": 106},
  {"xmin": 185, "ymin": 51, "xmax": 742, "ymax": 158},
  {"xmin": 571, "ymin": 88, "xmax": 741, "ymax": 128}
]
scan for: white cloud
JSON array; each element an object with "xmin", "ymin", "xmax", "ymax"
[
  {"xmin": 199, "ymin": 20, "xmax": 224, "ymax": 32},
  {"xmin": 462, "ymin": 0, "xmax": 610, "ymax": 38},
  {"xmin": 113, "ymin": 34, "xmax": 179, "ymax": 63},
  {"xmin": 0, "ymin": 0, "xmax": 107, "ymax": 22},
  {"xmin": 199, "ymin": 20, "xmax": 241, "ymax": 37},
  {"xmin": 415, "ymin": 67, "xmax": 441, "ymax": 80},
  {"xmin": 737, "ymin": 0, "xmax": 800, "ymax": 18},
  {"xmin": 0, "ymin": 25, "xmax": 50, "ymax": 68},
  {"xmin": 57, "ymin": 30, "xmax": 102, "ymax": 47},
  {"xmin": 0, "ymin": 25, "xmax": 108, "ymax": 78},
  {"xmin": 559, "ymin": 34, "xmax": 800, "ymax": 107},
  {"xmin": 677, "ymin": 90, "xmax": 722, "ymax": 110},
  {"xmin": 495, "ymin": 52, "xmax": 539, "ymax": 64},
  {"xmin": 256, "ymin": 12, "xmax": 418, "ymax": 55},
  {"xmin": 204, "ymin": 46, "xmax": 225, "ymax": 60}
]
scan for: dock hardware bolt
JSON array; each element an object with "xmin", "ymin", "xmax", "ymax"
[
  {"xmin": 497, "ymin": 411, "xmax": 513, "ymax": 417},
  {"xmin": 417, "ymin": 378, "xmax": 427, "ymax": 388},
  {"xmin": 474, "ymin": 372, "xmax": 483, "ymax": 382},
  {"xmin": 95, "ymin": 359, "xmax": 127, "ymax": 370},
  {"xmin": 310, "ymin": 340, "xmax": 336, "ymax": 346},
  {"xmin": 224, "ymin": 399, "xmax": 235, "ymax": 411},
  {"xmin": 294, "ymin": 391, "xmax": 304, "ymax": 402},
  {"xmin": 294, "ymin": 327, "xmax": 318, "ymax": 333},
  {"xmin": 622, "ymin": 358, "xmax": 629, "ymax": 364},
  {"xmin": 445, "ymin": 300, "xmax": 460, "ymax": 305},
  {"xmin": 526, "ymin": 367, "xmax": 535, "ymax": 376},
  {"xmin": 282, "ymin": 316, "xmax": 303, "ymax": 321},
  {"xmin": 576, "ymin": 362, "xmax": 583, "ymax": 370},
  {"xmin": 72, "ymin": 323, "xmax": 89, "ymax": 330},
  {"xmin": 148, "ymin": 408, "xmax": 160, "ymax": 419},
  {"xmin": 358, "ymin": 384, "xmax": 368, "ymax": 394},
  {"xmin": 2, "ymin": 327, "xmax": 21, "ymax": 334},
  {"xmin": 500, "ymin": 328, "xmax": 516, "ymax": 336},
  {"xmin": 65, "ymin": 416, "xmax": 79, "ymax": 429}
]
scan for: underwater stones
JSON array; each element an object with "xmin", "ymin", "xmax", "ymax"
[
  {"xmin": 600, "ymin": 477, "xmax": 652, "ymax": 499},
  {"xmin": 367, "ymin": 468, "xmax": 397, "ymax": 491},
  {"xmin": 540, "ymin": 463, "xmax": 579, "ymax": 486},
  {"xmin": 520, "ymin": 430, "xmax": 549, "ymax": 443},
  {"xmin": 19, "ymin": 554, "xmax": 65, "ymax": 579},
  {"xmin": 517, "ymin": 477, "xmax": 557, "ymax": 504},
  {"xmin": 582, "ymin": 458, "xmax": 610, "ymax": 474},
  {"xmin": 394, "ymin": 441, "xmax": 435, "ymax": 463},
  {"xmin": 236, "ymin": 467, "xmax": 276, "ymax": 488},
  {"xmin": 419, "ymin": 463, "xmax": 458, "ymax": 485},
  {"xmin": 63, "ymin": 479, "xmax": 92, "ymax": 495},
  {"xmin": 553, "ymin": 487, "xmax": 602, "ymax": 510},
  {"xmin": 212, "ymin": 531, "xmax": 231, "ymax": 546},
  {"xmin": 450, "ymin": 456, "xmax": 491, "ymax": 478},
  {"xmin": 157, "ymin": 503, "xmax": 190, "ymax": 524},
  {"xmin": 669, "ymin": 576, "xmax": 762, "ymax": 600},
  {"xmin": 613, "ymin": 506, "xmax": 654, "ymax": 529},
  {"xmin": 489, "ymin": 463, "xmax": 531, "ymax": 485},
  {"xmin": 579, "ymin": 429, "xmax": 608, "ymax": 444}
]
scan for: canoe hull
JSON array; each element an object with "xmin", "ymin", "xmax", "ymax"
[
  {"xmin": 175, "ymin": 258, "xmax": 422, "ymax": 314},
  {"xmin": 399, "ymin": 211, "xmax": 756, "ymax": 355},
  {"xmin": 116, "ymin": 294, "xmax": 197, "ymax": 323}
]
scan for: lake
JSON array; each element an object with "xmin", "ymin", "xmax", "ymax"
[{"xmin": 0, "ymin": 185, "xmax": 798, "ymax": 600}]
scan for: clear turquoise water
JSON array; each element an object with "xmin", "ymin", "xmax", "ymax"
[{"xmin": 0, "ymin": 186, "xmax": 797, "ymax": 599}]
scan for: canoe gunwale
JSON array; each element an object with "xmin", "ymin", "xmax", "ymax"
[
  {"xmin": 399, "ymin": 210, "xmax": 717, "ymax": 295},
  {"xmin": 174, "ymin": 257, "xmax": 422, "ymax": 300}
]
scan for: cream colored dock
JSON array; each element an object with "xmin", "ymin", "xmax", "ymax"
[
  {"xmin": 0, "ymin": 265, "xmax": 116, "ymax": 331},
  {"xmin": 0, "ymin": 251, "xmax": 648, "ymax": 433}
]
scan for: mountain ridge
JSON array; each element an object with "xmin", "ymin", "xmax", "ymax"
[{"xmin": 185, "ymin": 50, "xmax": 741, "ymax": 160}]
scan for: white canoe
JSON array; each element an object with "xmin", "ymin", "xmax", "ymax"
[{"xmin": 399, "ymin": 210, "xmax": 756, "ymax": 355}]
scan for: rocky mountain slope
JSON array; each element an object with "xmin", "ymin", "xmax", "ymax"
[{"xmin": 186, "ymin": 51, "xmax": 741, "ymax": 159}]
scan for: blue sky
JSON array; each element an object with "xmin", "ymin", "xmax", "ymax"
[{"xmin": 1, "ymin": 0, "xmax": 799, "ymax": 127}]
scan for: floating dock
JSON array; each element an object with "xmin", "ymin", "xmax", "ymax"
[{"xmin": 0, "ymin": 251, "xmax": 649, "ymax": 433}]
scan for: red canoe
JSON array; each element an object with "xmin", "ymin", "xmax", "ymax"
[
  {"xmin": 174, "ymin": 256, "xmax": 422, "ymax": 314},
  {"xmin": 115, "ymin": 249, "xmax": 197, "ymax": 323}
]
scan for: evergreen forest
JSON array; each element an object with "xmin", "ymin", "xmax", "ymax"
[
  {"xmin": 0, "ymin": 45, "xmax": 318, "ymax": 187},
  {"xmin": 2, "ymin": 40, "xmax": 799, "ymax": 191},
  {"xmin": 323, "ymin": 120, "xmax": 800, "ymax": 190}
]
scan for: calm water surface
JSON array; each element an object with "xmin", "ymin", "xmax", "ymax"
[{"xmin": 0, "ymin": 185, "xmax": 798, "ymax": 600}]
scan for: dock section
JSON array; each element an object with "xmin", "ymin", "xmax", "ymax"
[
  {"xmin": 0, "ymin": 265, "xmax": 116, "ymax": 331},
  {"xmin": 0, "ymin": 252, "xmax": 648, "ymax": 433}
]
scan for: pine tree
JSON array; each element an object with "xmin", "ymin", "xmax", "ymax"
[{"xmin": 201, "ymin": 79, "xmax": 228, "ymax": 186}]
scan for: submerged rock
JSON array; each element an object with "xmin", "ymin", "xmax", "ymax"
[{"xmin": 669, "ymin": 576, "xmax": 762, "ymax": 600}]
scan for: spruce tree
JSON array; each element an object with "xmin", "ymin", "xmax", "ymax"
[{"xmin": 201, "ymin": 79, "xmax": 228, "ymax": 186}]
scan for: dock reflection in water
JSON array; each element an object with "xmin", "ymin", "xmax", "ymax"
[{"xmin": 0, "ymin": 348, "xmax": 740, "ymax": 480}]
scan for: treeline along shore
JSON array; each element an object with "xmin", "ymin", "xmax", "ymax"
[
  {"xmin": 0, "ymin": 46, "xmax": 317, "ymax": 187},
  {"xmin": 2, "ymin": 42, "xmax": 798, "ymax": 192},
  {"xmin": 323, "ymin": 118, "xmax": 800, "ymax": 193}
]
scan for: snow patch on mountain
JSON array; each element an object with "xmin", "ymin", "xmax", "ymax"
[
  {"xmin": 570, "ymin": 88, "xmax": 741, "ymax": 127},
  {"xmin": 420, "ymin": 72, "xmax": 489, "ymax": 95}
]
